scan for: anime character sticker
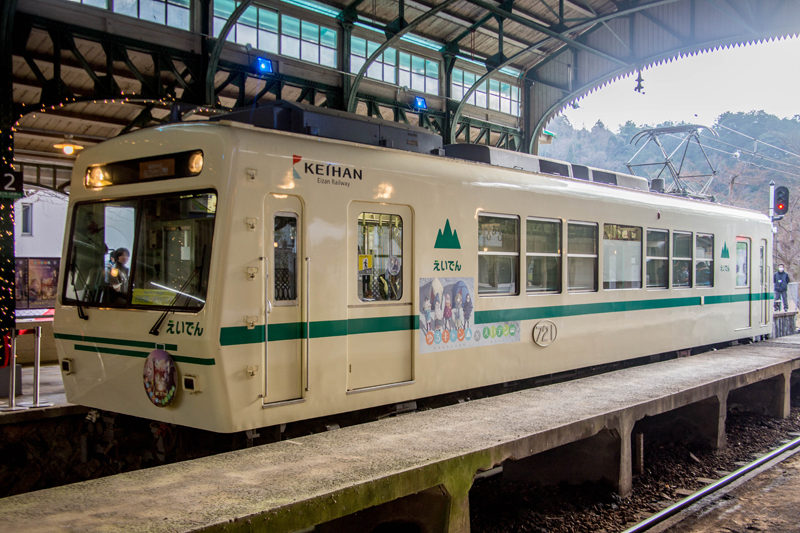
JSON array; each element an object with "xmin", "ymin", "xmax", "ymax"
[
  {"xmin": 419, "ymin": 277, "xmax": 518, "ymax": 353},
  {"xmin": 143, "ymin": 349, "xmax": 177, "ymax": 407}
]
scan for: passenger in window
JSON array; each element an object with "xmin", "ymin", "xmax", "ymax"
[
  {"xmin": 677, "ymin": 264, "xmax": 690, "ymax": 285},
  {"xmin": 378, "ymin": 273, "xmax": 399, "ymax": 300},
  {"xmin": 106, "ymin": 247, "xmax": 130, "ymax": 297},
  {"xmin": 696, "ymin": 262, "xmax": 712, "ymax": 286}
]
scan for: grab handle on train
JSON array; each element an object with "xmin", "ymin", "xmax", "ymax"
[{"xmin": 305, "ymin": 256, "xmax": 310, "ymax": 392}]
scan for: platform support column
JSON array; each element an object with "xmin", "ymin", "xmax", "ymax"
[
  {"xmin": 775, "ymin": 371, "xmax": 791, "ymax": 419},
  {"xmin": 616, "ymin": 415, "xmax": 634, "ymax": 497},
  {"xmin": 728, "ymin": 373, "xmax": 791, "ymax": 419},
  {"xmin": 713, "ymin": 393, "xmax": 728, "ymax": 449},
  {"xmin": 442, "ymin": 469, "xmax": 474, "ymax": 533}
]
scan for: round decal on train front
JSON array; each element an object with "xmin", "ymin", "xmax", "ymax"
[{"xmin": 143, "ymin": 349, "xmax": 177, "ymax": 407}]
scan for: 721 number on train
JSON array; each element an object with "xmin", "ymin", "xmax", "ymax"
[{"xmin": 532, "ymin": 320, "xmax": 558, "ymax": 347}]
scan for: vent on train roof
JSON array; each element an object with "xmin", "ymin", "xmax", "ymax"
[
  {"xmin": 443, "ymin": 144, "xmax": 650, "ymax": 192},
  {"xmin": 572, "ymin": 165, "xmax": 590, "ymax": 180},
  {"xmin": 212, "ymin": 100, "xmax": 443, "ymax": 155}
]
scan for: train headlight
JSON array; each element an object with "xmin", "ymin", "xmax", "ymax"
[
  {"xmin": 85, "ymin": 166, "xmax": 110, "ymax": 188},
  {"xmin": 187, "ymin": 151, "xmax": 204, "ymax": 175}
]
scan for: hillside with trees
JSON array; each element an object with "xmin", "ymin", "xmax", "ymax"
[{"xmin": 539, "ymin": 111, "xmax": 800, "ymax": 274}]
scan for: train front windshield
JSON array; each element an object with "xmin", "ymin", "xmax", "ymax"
[{"xmin": 63, "ymin": 191, "xmax": 216, "ymax": 310}]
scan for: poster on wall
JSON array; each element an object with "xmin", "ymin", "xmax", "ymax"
[
  {"xmin": 14, "ymin": 258, "xmax": 27, "ymax": 307},
  {"xmin": 16, "ymin": 258, "xmax": 59, "ymax": 309},
  {"xmin": 419, "ymin": 277, "xmax": 520, "ymax": 354}
]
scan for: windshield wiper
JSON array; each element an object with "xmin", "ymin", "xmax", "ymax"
[
  {"xmin": 148, "ymin": 267, "xmax": 200, "ymax": 336},
  {"xmin": 69, "ymin": 248, "xmax": 89, "ymax": 320}
]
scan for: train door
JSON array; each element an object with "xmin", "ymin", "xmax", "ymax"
[
  {"xmin": 263, "ymin": 194, "xmax": 304, "ymax": 405},
  {"xmin": 760, "ymin": 239, "xmax": 769, "ymax": 326},
  {"xmin": 734, "ymin": 237, "xmax": 752, "ymax": 330},
  {"xmin": 347, "ymin": 204, "xmax": 414, "ymax": 391}
]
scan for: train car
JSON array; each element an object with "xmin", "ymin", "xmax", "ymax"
[{"xmin": 54, "ymin": 102, "xmax": 773, "ymax": 433}]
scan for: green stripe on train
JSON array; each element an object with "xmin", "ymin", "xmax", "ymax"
[
  {"xmin": 220, "ymin": 315, "xmax": 419, "ymax": 346},
  {"xmin": 704, "ymin": 292, "xmax": 772, "ymax": 305},
  {"xmin": 54, "ymin": 333, "xmax": 178, "ymax": 351},
  {"xmin": 73, "ymin": 344, "xmax": 215, "ymax": 365},
  {"xmin": 221, "ymin": 292, "xmax": 768, "ymax": 346},
  {"xmin": 474, "ymin": 296, "xmax": 702, "ymax": 324}
]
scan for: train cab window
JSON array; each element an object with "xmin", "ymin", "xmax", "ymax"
[
  {"xmin": 274, "ymin": 215, "xmax": 298, "ymax": 301},
  {"xmin": 526, "ymin": 218, "xmax": 561, "ymax": 293},
  {"xmin": 63, "ymin": 191, "xmax": 216, "ymax": 309},
  {"xmin": 357, "ymin": 213, "xmax": 403, "ymax": 301},
  {"xmin": 695, "ymin": 234, "xmax": 714, "ymax": 287},
  {"xmin": 478, "ymin": 214, "xmax": 519, "ymax": 296},
  {"xmin": 672, "ymin": 231, "xmax": 693, "ymax": 288},
  {"xmin": 646, "ymin": 229, "xmax": 668, "ymax": 288},
  {"xmin": 603, "ymin": 224, "xmax": 642, "ymax": 289},
  {"xmin": 567, "ymin": 221, "xmax": 597, "ymax": 292},
  {"xmin": 736, "ymin": 239, "xmax": 749, "ymax": 287}
]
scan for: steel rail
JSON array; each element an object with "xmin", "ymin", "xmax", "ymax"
[{"xmin": 622, "ymin": 434, "xmax": 800, "ymax": 532}]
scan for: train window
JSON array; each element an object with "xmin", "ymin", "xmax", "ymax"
[
  {"xmin": 478, "ymin": 214, "xmax": 519, "ymax": 296},
  {"xmin": 274, "ymin": 215, "xmax": 298, "ymax": 301},
  {"xmin": 672, "ymin": 231, "xmax": 693, "ymax": 288},
  {"xmin": 695, "ymin": 234, "xmax": 714, "ymax": 287},
  {"xmin": 63, "ymin": 191, "xmax": 216, "ymax": 310},
  {"xmin": 357, "ymin": 213, "xmax": 403, "ymax": 301},
  {"xmin": 64, "ymin": 200, "xmax": 136, "ymax": 306},
  {"xmin": 567, "ymin": 221, "xmax": 597, "ymax": 292},
  {"xmin": 603, "ymin": 224, "xmax": 642, "ymax": 289},
  {"xmin": 736, "ymin": 239, "xmax": 749, "ymax": 287},
  {"xmin": 646, "ymin": 229, "xmax": 668, "ymax": 288},
  {"xmin": 526, "ymin": 218, "xmax": 561, "ymax": 293}
]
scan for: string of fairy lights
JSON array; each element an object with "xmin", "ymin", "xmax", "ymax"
[{"xmin": 0, "ymin": 92, "xmax": 226, "ymax": 334}]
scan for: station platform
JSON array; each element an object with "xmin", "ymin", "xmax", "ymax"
[
  {"xmin": 0, "ymin": 364, "xmax": 84, "ymax": 423},
  {"xmin": 0, "ymin": 338, "xmax": 799, "ymax": 532}
]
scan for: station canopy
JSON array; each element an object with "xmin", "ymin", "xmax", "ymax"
[{"xmin": 7, "ymin": 0, "xmax": 800, "ymax": 193}]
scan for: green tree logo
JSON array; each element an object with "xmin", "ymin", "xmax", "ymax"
[{"xmin": 435, "ymin": 219, "xmax": 461, "ymax": 249}]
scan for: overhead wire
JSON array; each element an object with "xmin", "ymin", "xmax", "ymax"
[
  {"xmin": 662, "ymin": 133, "xmax": 800, "ymax": 179},
  {"xmin": 699, "ymin": 143, "xmax": 800, "ymax": 178},
  {"xmin": 697, "ymin": 132, "xmax": 800, "ymax": 173},
  {"xmin": 716, "ymin": 123, "xmax": 800, "ymax": 160}
]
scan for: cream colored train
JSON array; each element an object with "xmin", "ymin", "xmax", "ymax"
[{"xmin": 55, "ymin": 102, "xmax": 773, "ymax": 433}]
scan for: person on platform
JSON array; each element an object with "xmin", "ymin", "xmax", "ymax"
[{"xmin": 774, "ymin": 264, "xmax": 790, "ymax": 312}]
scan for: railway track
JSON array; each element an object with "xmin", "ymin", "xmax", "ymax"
[
  {"xmin": 470, "ymin": 406, "xmax": 800, "ymax": 532},
  {"xmin": 624, "ymin": 433, "xmax": 800, "ymax": 532}
]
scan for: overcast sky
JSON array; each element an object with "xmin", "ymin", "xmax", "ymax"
[{"xmin": 559, "ymin": 36, "xmax": 800, "ymax": 132}]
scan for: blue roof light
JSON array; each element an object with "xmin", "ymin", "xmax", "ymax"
[
  {"xmin": 256, "ymin": 57, "xmax": 273, "ymax": 74},
  {"xmin": 413, "ymin": 96, "xmax": 427, "ymax": 110}
]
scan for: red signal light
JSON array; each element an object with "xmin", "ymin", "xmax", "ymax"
[{"xmin": 775, "ymin": 186, "xmax": 790, "ymax": 216}]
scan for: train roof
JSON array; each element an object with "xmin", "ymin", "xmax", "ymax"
[
  {"xmin": 211, "ymin": 100, "xmax": 443, "ymax": 156},
  {"xmin": 78, "ymin": 113, "xmax": 768, "ymax": 224},
  {"xmin": 442, "ymin": 144, "xmax": 651, "ymax": 192},
  {"xmin": 213, "ymin": 101, "xmax": 651, "ymax": 194}
]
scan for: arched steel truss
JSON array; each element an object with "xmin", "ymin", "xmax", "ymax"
[{"xmin": 5, "ymin": 0, "xmax": 800, "ymax": 186}]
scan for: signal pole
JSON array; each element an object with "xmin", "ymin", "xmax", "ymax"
[{"xmin": 769, "ymin": 180, "xmax": 775, "ymax": 224}]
